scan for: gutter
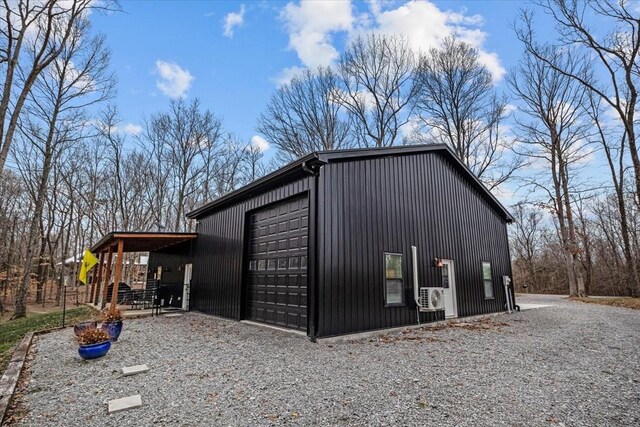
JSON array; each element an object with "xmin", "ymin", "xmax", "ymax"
[{"xmin": 187, "ymin": 153, "xmax": 323, "ymax": 219}]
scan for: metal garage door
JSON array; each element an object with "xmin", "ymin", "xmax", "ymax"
[{"xmin": 245, "ymin": 195, "xmax": 308, "ymax": 330}]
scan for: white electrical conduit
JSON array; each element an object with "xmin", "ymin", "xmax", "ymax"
[{"xmin": 412, "ymin": 246, "xmax": 420, "ymax": 324}]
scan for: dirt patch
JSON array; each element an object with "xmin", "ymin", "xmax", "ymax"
[
  {"xmin": 450, "ymin": 318, "xmax": 510, "ymax": 330},
  {"xmin": 571, "ymin": 297, "xmax": 640, "ymax": 310},
  {"xmin": 416, "ymin": 317, "xmax": 510, "ymax": 333},
  {"xmin": 372, "ymin": 332, "xmax": 447, "ymax": 344},
  {"xmin": 371, "ymin": 317, "xmax": 511, "ymax": 344}
]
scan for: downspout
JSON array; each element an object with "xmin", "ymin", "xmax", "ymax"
[
  {"xmin": 412, "ymin": 246, "xmax": 420, "ymax": 325},
  {"xmin": 504, "ymin": 222, "xmax": 520, "ymax": 311},
  {"xmin": 302, "ymin": 157, "xmax": 324, "ymax": 342}
]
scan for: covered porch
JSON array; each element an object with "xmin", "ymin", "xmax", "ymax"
[{"xmin": 87, "ymin": 232, "xmax": 197, "ymax": 311}]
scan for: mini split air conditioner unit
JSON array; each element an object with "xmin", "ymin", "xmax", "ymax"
[{"xmin": 418, "ymin": 287, "xmax": 445, "ymax": 311}]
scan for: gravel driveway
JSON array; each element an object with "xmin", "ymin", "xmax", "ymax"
[{"xmin": 10, "ymin": 295, "xmax": 640, "ymax": 426}]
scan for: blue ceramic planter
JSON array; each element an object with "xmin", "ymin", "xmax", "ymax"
[
  {"xmin": 78, "ymin": 340, "xmax": 111, "ymax": 360},
  {"xmin": 73, "ymin": 321, "xmax": 97, "ymax": 337},
  {"xmin": 101, "ymin": 320, "xmax": 123, "ymax": 341}
]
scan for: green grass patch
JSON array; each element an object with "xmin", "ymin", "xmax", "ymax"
[{"xmin": 0, "ymin": 306, "xmax": 97, "ymax": 375}]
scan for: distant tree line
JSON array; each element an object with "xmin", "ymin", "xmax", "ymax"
[
  {"xmin": 0, "ymin": 0, "xmax": 268, "ymax": 318},
  {"xmin": 1, "ymin": 0, "xmax": 639, "ymax": 319}
]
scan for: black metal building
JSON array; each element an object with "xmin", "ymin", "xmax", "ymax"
[{"xmin": 182, "ymin": 144, "xmax": 514, "ymax": 339}]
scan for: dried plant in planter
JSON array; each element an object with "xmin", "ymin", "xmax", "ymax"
[
  {"xmin": 77, "ymin": 328, "xmax": 111, "ymax": 345},
  {"xmin": 101, "ymin": 307, "xmax": 123, "ymax": 322}
]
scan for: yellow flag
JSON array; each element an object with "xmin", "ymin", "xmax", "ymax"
[{"xmin": 78, "ymin": 250, "xmax": 99, "ymax": 285}]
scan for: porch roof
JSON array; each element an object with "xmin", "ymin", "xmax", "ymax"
[{"xmin": 90, "ymin": 231, "xmax": 197, "ymax": 254}]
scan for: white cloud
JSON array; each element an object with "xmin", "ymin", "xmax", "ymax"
[
  {"xmin": 281, "ymin": 0, "xmax": 353, "ymax": 68},
  {"xmin": 399, "ymin": 116, "xmax": 424, "ymax": 142},
  {"xmin": 492, "ymin": 184, "xmax": 517, "ymax": 205},
  {"xmin": 370, "ymin": 1, "xmax": 505, "ymax": 82},
  {"xmin": 155, "ymin": 60, "xmax": 194, "ymax": 98},
  {"xmin": 273, "ymin": 65, "xmax": 306, "ymax": 87},
  {"xmin": 504, "ymin": 103, "xmax": 518, "ymax": 115},
  {"xmin": 54, "ymin": 59, "xmax": 94, "ymax": 92},
  {"xmin": 122, "ymin": 123, "xmax": 142, "ymax": 136},
  {"xmin": 251, "ymin": 135, "xmax": 270, "ymax": 152},
  {"xmin": 223, "ymin": 4, "xmax": 246, "ymax": 38},
  {"xmin": 277, "ymin": 1, "xmax": 505, "ymax": 83},
  {"xmin": 476, "ymin": 51, "xmax": 505, "ymax": 82}
]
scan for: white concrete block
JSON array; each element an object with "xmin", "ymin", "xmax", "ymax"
[
  {"xmin": 121, "ymin": 364, "xmax": 149, "ymax": 376},
  {"xmin": 164, "ymin": 313, "xmax": 183, "ymax": 318},
  {"xmin": 519, "ymin": 303, "xmax": 554, "ymax": 311},
  {"xmin": 108, "ymin": 394, "xmax": 142, "ymax": 413}
]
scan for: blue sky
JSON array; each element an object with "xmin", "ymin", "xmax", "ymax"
[
  {"xmin": 90, "ymin": 0, "xmax": 591, "ymax": 205},
  {"xmin": 91, "ymin": 0, "xmax": 529, "ymax": 146}
]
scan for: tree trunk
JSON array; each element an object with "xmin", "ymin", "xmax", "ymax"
[
  {"xmin": 14, "ymin": 219, "xmax": 39, "ymax": 318},
  {"xmin": 13, "ymin": 161, "xmax": 52, "ymax": 318},
  {"xmin": 560, "ymin": 161, "xmax": 579, "ymax": 297},
  {"xmin": 577, "ymin": 273, "xmax": 586, "ymax": 298},
  {"xmin": 549, "ymin": 131, "xmax": 577, "ymax": 296},
  {"xmin": 35, "ymin": 239, "xmax": 47, "ymax": 303}
]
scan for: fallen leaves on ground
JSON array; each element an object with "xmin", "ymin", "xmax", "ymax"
[
  {"xmin": 371, "ymin": 318, "xmax": 511, "ymax": 344},
  {"xmin": 571, "ymin": 297, "xmax": 640, "ymax": 310},
  {"xmin": 445, "ymin": 318, "xmax": 511, "ymax": 331}
]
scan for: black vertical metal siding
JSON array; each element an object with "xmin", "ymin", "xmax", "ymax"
[
  {"xmin": 148, "ymin": 241, "xmax": 193, "ymax": 285},
  {"xmin": 190, "ymin": 177, "xmax": 312, "ymax": 319},
  {"xmin": 316, "ymin": 152, "xmax": 511, "ymax": 337}
]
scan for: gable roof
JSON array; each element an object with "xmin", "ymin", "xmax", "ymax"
[{"xmin": 187, "ymin": 144, "xmax": 514, "ymax": 223}]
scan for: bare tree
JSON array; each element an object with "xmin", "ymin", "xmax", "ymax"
[
  {"xmin": 0, "ymin": 169, "xmax": 28, "ymax": 313},
  {"xmin": 143, "ymin": 98, "xmax": 223, "ymax": 231},
  {"xmin": 510, "ymin": 203, "xmax": 543, "ymax": 292},
  {"xmin": 11, "ymin": 13, "xmax": 114, "ymax": 318},
  {"xmin": 414, "ymin": 37, "xmax": 518, "ymax": 190},
  {"xmin": 208, "ymin": 135, "xmax": 248, "ymax": 197},
  {"xmin": 0, "ymin": 0, "xmax": 116, "ymax": 171},
  {"xmin": 508, "ymin": 47, "xmax": 594, "ymax": 296},
  {"xmin": 585, "ymin": 91, "xmax": 640, "ymax": 295},
  {"xmin": 516, "ymin": 0, "xmax": 640, "ymax": 214},
  {"xmin": 573, "ymin": 193, "xmax": 595, "ymax": 295},
  {"xmin": 243, "ymin": 143, "xmax": 268, "ymax": 182},
  {"xmin": 337, "ymin": 33, "xmax": 418, "ymax": 147},
  {"xmin": 99, "ymin": 108, "xmax": 137, "ymax": 231},
  {"xmin": 257, "ymin": 66, "xmax": 351, "ymax": 161}
]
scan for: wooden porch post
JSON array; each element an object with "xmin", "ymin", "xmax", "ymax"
[
  {"xmin": 100, "ymin": 246, "xmax": 113, "ymax": 309},
  {"xmin": 110, "ymin": 239, "xmax": 124, "ymax": 309},
  {"xmin": 92, "ymin": 251, "xmax": 105, "ymax": 304},
  {"xmin": 87, "ymin": 265, "xmax": 95, "ymax": 304}
]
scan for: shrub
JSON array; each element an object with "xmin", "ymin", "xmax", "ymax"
[
  {"xmin": 101, "ymin": 307, "xmax": 123, "ymax": 322},
  {"xmin": 77, "ymin": 328, "xmax": 111, "ymax": 345}
]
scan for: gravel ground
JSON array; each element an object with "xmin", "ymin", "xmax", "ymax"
[{"xmin": 11, "ymin": 295, "xmax": 640, "ymax": 426}]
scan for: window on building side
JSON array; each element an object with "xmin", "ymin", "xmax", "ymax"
[
  {"xmin": 483, "ymin": 261, "xmax": 494, "ymax": 299},
  {"xmin": 385, "ymin": 253, "xmax": 404, "ymax": 306}
]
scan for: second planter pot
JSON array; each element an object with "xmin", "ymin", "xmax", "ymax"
[{"xmin": 101, "ymin": 320, "xmax": 123, "ymax": 341}]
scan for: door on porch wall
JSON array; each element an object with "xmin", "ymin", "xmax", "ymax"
[
  {"xmin": 182, "ymin": 263, "xmax": 192, "ymax": 311},
  {"xmin": 441, "ymin": 259, "xmax": 458, "ymax": 318}
]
